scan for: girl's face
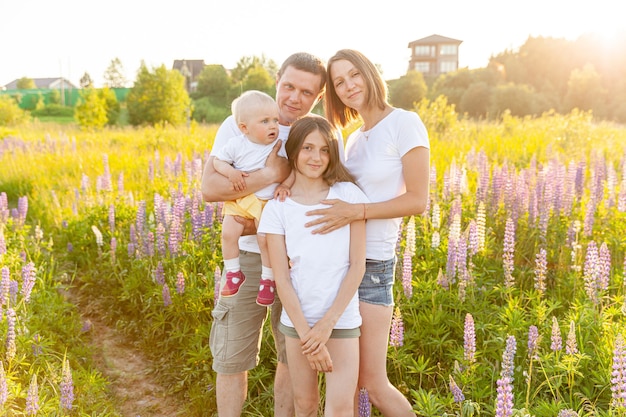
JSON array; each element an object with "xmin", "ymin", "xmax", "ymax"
[
  {"xmin": 295, "ymin": 129, "xmax": 330, "ymax": 179},
  {"xmin": 330, "ymin": 59, "xmax": 365, "ymax": 110}
]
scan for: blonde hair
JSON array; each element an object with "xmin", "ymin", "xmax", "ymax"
[
  {"xmin": 324, "ymin": 49, "xmax": 388, "ymax": 128},
  {"xmin": 231, "ymin": 90, "xmax": 277, "ymax": 124},
  {"xmin": 285, "ymin": 116, "xmax": 355, "ymax": 186}
]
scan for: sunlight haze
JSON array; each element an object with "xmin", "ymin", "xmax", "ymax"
[{"xmin": 1, "ymin": 0, "xmax": 622, "ymax": 87}]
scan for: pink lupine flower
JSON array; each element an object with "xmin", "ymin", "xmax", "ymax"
[
  {"xmin": 611, "ymin": 333, "xmax": 626, "ymax": 409},
  {"xmin": 5, "ymin": 307, "xmax": 16, "ymax": 359},
  {"xmin": 21, "ymin": 262, "xmax": 36, "ymax": 303},
  {"xmin": 551, "ymin": 316, "xmax": 562, "ymax": 351},
  {"xmin": 0, "ymin": 229, "xmax": 5, "ymax": 256},
  {"xmin": 464, "ymin": 313, "xmax": 476, "ymax": 364},
  {"xmin": 534, "ymin": 248, "xmax": 547, "ymax": 294},
  {"xmin": 405, "ymin": 216, "xmax": 416, "ymax": 257},
  {"xmin": 476, "ymin": 202, "xmax": 486, "ymax": 252},
  {"xmin": 176, "ymin": 272, "xmax": 185, "ymax": 295},
  {"xmin": 0, "ymin": 361, "xmax": 7, "ymax": 406},
  {"xmin": 108, "ymin": 204, "xmax": 115, "ymax": 233},
  {"xmin": 503, "ymin": 217, "xmax": 515, "ymax": 288},
  {"xmin": 389, "ymin": 307, "xmax": 404, "ymax": 347},
  {"xmin": 402, "ymin": 249, "xmax": 412, "ymax": 299},
  {"xmin": 566, "ymin": 321, "xmax": 579, "ymax": 355}
]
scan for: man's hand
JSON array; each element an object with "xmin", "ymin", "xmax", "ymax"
[
  {"xmin": 234, "ymin": 216, "xmax": 257, "ymax": 236},
  {"xmin": 265, "ymin": 141, "xmax": 291, "ymax": 183}
]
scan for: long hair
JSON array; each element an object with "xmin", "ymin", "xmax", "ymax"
[
  {"xmin": 285, "ymin": 116, "xmax": 355, "ymax": 186},
  {"xmin": 324, "ymin": 49, "xmax": 388, "ymax": 128}
]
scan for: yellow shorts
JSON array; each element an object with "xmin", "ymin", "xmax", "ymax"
[{"xmin": 224, "ymin": 194, "xmax": 267, "ymax": 221}]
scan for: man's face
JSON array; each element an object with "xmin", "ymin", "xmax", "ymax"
[{"xmin": 275, "ymin": 66, "xmax": 323, "ymax": 126}]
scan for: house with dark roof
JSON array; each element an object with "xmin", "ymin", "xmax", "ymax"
[
  {"xmin": 408, "ymin": 34, "xmax": 463, "ymax": 78},
  {"xmin": 172, "ymin": 59, "xmax": 205, "ymax": 92},
  {"xmin": 3, "ymin": 77, "xmax": 77, "ymax": 90}
]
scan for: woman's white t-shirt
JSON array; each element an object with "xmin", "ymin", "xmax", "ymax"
[
  {"xmin": 258, "ymin": 181, "xmax": 368, "ymax": 329},
  {"xmin": 344, "ymin": 108, "xmax": 430, "ymax": 260}
]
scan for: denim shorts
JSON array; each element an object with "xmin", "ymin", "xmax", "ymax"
[{"xmin": 358, "ymin": 258, "xmax": 396, "ymax": 307}]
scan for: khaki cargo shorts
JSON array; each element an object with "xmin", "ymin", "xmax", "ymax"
[{"xmin": 209, "ymin": 250, "xmax": 286, "ymax": 374}]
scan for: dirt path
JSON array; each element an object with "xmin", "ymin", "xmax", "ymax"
[{"xmin": 68, "ymin": 288, "xmax": 187, "ymax": 416}]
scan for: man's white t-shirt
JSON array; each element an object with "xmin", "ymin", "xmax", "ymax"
[
  {"xmin": 258, "ymin": 182, "xmax": 368, "ymax": 329},
  {"xmin": 344, "ymin": 108, "xmax": 430, "ymax": 260},
  {"xmin": 210, "ymin": 114, "xmax": 345, "ymax": 253}
]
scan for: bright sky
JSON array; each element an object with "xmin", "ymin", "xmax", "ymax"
[{"xmin": 1, "ymin": 0, "xmax": 623, "ymax": 88}]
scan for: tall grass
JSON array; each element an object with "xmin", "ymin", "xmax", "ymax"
[{"xmin": 2, "ymin": 106, "xmax": 626, "ymax": 416}]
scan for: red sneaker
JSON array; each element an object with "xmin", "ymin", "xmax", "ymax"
[
  {"xmin": 221, "ymin": 270, "xmax": 246, "ymax": 297},
  {"xmin": 256, "ymin": 279, "xmax": 275, "ymax": 306}
]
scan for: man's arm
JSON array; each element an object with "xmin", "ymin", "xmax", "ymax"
[{"xmin": 201, "ymin": 140, "xmax": 291, "ymax": 202}]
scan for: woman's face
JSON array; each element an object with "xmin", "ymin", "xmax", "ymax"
[
  {"xmin": 330, "ymin": 59, "xmax": 365, "ymax": 110},
  {"xmin": 295, "ymin": 129, "xmax": 330, "ymax": 179}
]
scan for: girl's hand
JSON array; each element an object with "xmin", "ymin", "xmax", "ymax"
[
  {"xmin": 304, "ymin": 199, "xmax": 360, "ymax": 234},
  {"xmin": 301, "ymin": 320, "xmax": 333, "ymax": 356},
  {"xmin": 306, "ymin": 345, "xmax": 333, "ymax": 373}
]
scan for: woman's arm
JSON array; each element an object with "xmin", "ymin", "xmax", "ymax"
[
  {"xmin": 201, "ymin": 140, "xmax": 291, "ymax": 202},
  {"xmin": 305, "ymin": 146, "xmax": 430, "ymax": 234},
  {"xmin": 300, "ymin": 219, "xmax": 367, "ymax": 355}
]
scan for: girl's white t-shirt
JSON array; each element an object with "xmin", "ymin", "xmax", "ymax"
[
  {"xmin": 344, "ymin": 108, "xmax": 430, "ymax": 260},
  {"xmin": 258, "ymin": 181, "xmax": 368, "ymax": 329},
  {"xmin": 210, "ymin": 115, "xmax": 345, "ymax": 253}
]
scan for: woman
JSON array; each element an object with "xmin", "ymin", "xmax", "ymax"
[
  {"xmin": 259, "ymin": 116, "xmax": 368, "ymax": 416},
  {"xmin": 306, "ymin": 49, "xmax": 430, "ymax": 416}
]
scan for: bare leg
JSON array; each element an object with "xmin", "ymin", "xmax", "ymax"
[
  {"xmin": 285, "ymin": 336, "xmax": 319, "ymax": 417},
  {"xmin": 216, "ymin": 371, "xmax": 247, "ymax": 417},
  {"xmin": 358, "ymin": 302, "xmax": 415, "ymax": 417},
  {"xmin": 222, "ymin": 215, "xmax": 245, "ymax": 260},
  {"xmin": 274, "ymin": 361, "xmax": 295, "ymax": 417},
  {"xmin": 325, "ymin": 338, "xmax": 359, "ymax": 417}
]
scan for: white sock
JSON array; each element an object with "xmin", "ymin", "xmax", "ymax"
[
  {"xmin": 261, "ymin": 266, "xmax": 274, "ymax": 282},
  {"xmin": 224, "ymin": 257, "xmax": 240, "ymax": 273}
]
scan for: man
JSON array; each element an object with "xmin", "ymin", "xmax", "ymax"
[{"xmin": 201, "ymin": 52, "xmax": 329, "ymax": 417}]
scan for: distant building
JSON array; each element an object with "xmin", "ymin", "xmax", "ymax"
[
  {"xmin": 3, "ymin": 77, "xmax": 76, "ymax": 90},
  {"xmin": 172, "ymin": 59, "xmax": 205, "ymax": 92},
  {"xmin": 407, "ymin": 34, "xmax": 463, "ymax": 78}
]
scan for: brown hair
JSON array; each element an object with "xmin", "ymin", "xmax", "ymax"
[
  {"xmin": 324, "ymin": 49, "xmax": 388, "ymax": 128},
  {"xmin": 277, "ymin": 52, "xmax": 327, "ymax": 96},
  {"xmin": 285, "ymin": 116, "xmax": 355, "ymax": 186}
]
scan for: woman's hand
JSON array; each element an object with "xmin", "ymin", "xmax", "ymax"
[{"xmin": 304, "ymin": 199, "xmax": 361, "ymax": 234}]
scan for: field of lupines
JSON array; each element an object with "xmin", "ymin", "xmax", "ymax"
[{"xmin": 2, "ymin": 101, "xmax": 626, "ymax": 416}]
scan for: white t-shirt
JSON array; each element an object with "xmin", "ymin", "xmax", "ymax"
[
  {"xmin": 344, "ymin": 108, "xmax": 430, "ymax": 260},
  {"xmin": 258, "ymin": 182, "xmax": 368, "ymax": 329},
  {"xmin": 210, "ymin": 114, "xmax": 345, "ymax": 253},
  {"xmin": 214, "ymin": 134, "xmax": 287, "ymax": 200}
]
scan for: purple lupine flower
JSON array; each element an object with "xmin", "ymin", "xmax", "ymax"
[
  {"xmin": 176, "ymin": 271, "xmax": 185, "ymax": 295},
  {"xmin": 495, "ymin": 335, "xmax": 517, "ymax": 417},
  {"xmin": 5, "ymin": 307, "xmax": 16, "ymax": 359},
  {"xmin": 598, "ymin": 242, "xmax": 611, "ymax": 291},
  {"xmin": 0, "ymin": 267, "xmax": 9, "ymax": 307},
  {"xmin": 534, "ymin": 248, "xmax": 547, "ymax": 294},
  {"xmin": 551, "ymin": 316, "xmax": 562, "ymax": 352},
  {"xmin": 145, "ymin": 231, "xmax": 155, "ymax": 258},
  {"xmin": 204, "ymin": 203, "xmax": 215, "ymax": 228},
  {"xmin": 0, "ymin": 230, "xmax": 5, "ymax": 256},
  {"xmin": 100, "ymin": 154, "xmax": 112, "ymax": 192},
  {"xmin": 168, "ymin": 217, "xmax": 180, "ymax": 256},
  {"xmin": 9, "ymin": 280, "xmax": 17, "ymax": 305},
  {"xmin": 67, "ymin": 242, "xmax": 74, "ymax": 252},
  {"xmin": 389, "ymin": 307, "xmax": 404, "ymax": 347},
  {"xmin": 136, "ymin": 200, "xmax": 147, "ymax": 237},
  {"xmin": 456, "ymin": 236, "xmax": 468, "ymax": 285},
  {"xmin": 402, "ymin": 249, "xmax": 413, "ymax": 298},
  {"xmin": 358, "ymin": 387, "xmax": 371, "ymax": 417},
  {"xmin": 583, "ymin": 199, "xmax": 596, "ymax": 237},
  {"xmin": 156, "ymin": 222, "xmax": 167, "ymax": 257},
  {"xmin": 61, "ymin": 359, "xmax": 74, "ymax": 410},
  {"xmin": 557, "ymin": 410, "xmax": 579, "ymax": 417},
  {"xmin": 467, "ymin": 220, "xmax": 478, "ymax": 257},
  {"xmin": 611, "ymin": 333, "xmax": 626, "ymax": 409},
  {"xmin": 583, "ymin": 241, "xmax": 599, "ymax": 304},
  {"xmin": 449, "ymin": 375, "xmax": 465, "ymax": 403},
  {"xmin": 566, "ymin": 321, "xmax": 579, "ymax": 355},
  {"xmin": 464, "ymin": 313, "xmax": 476, "ymax": 364},
  {"xmin": 446, "ymin": 214, "xmax": 461, "ymax": 281},
  {"xmin": 17, "ymin": 196, "xmax": 28, "ymax": 225},
  {"xmin": 503, "ymin": 217, "xmax": 516, "ymax": 288},
  {"xmin": 162, "ymin": 284, "xmax": 172, "ymax": 307},
  {"xmin": 155, "ymin": 262, "xmax": 165, "ymax": 286},
  {"xmin": 0, "ymin": 361, "xmax": 7, "ymax": 406},
  {"xmin": 528, "ymin": 325, "xmax": 539, "ymax": 360},
  {"xmin": 108, "ymin": 204, "xmax": 115, "ymax": 233},
  {"xmin": 214, "ymin": 266, "xmax": 221, "ymax": 304},
  {"xmin": 0, "ymin": 192, "xmax": 8, "ymax": 222},
  {"xmin": 25, "ymin": 375, "xmax": 39, "ymax": 415}
]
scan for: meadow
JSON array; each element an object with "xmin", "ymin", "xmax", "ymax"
[{"xmin": 2, "ymin": 100, "xmax": 626, "ymax": 416}]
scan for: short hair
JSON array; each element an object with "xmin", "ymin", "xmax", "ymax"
[
  {"xmin": 277, "ymin": 52, "xmax": 327, "ymax": 95},
  {"xmin": 285, "ymin": 116, "xmax": 355, "ymax": 186},
  {"xmin": 324, "ymin": 49, "xmax": 388, "ymax": 128},
  {"xmin": 231, "ymin": 90, "xmax": 276, "ymax": 124}
]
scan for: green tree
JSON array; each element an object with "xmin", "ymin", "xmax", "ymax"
[
  {"xmin": 388, "ymin": 70, "xmax": 427, "ymax": 110},
  {"xmin": 80, "ymin": 72, "xmax": 94, "ymax": 88},
  {"xmin": 241, "ymin": 65, "xmax": 275, "ymax": 96},
  {"xmin": 489, "ymin": 82, "xmax": 537, "ymax": 118},
  {"xmin": 0, "ymin": 95, "xmax": 29, "ymax": 125},
  {"xmin": 16, "ymin": 77, "xmax": 36, "ymax": 89},
  {"xmin": 194, "ymin": 64, "xmax": 232, "ymax": 104},
  {"xmin": 230, "ymin": 55, "xmax": 278, "ymax": 84},
  {"xmin": 459, "ymin": 82, "xmax": 492, "ymax": 118},
  {"xmin": 99, "ymin": 87, "xmax": 120, "ymax": 126},
  {"xmin": 48, "ymin": 89, "xmax": 61, "ymax": 105},
  {"xmin": 104, "ymin": 57, "xmax": 127, "ymax": 88},
  {"xmin": 75, "ymin": 89, "xmax": 108, "ymax": 129},
  {"xmin": 563, "ymin": 64, "xmax": 606, "ymax": 114},
  {"xmin": 126, "ymin": 63, "xmax": 190, "ymax": 126}
]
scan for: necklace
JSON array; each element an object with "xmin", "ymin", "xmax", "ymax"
[{"xmin": 362, "ymin": 128, "xmax": 372, "ymax": 141}]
